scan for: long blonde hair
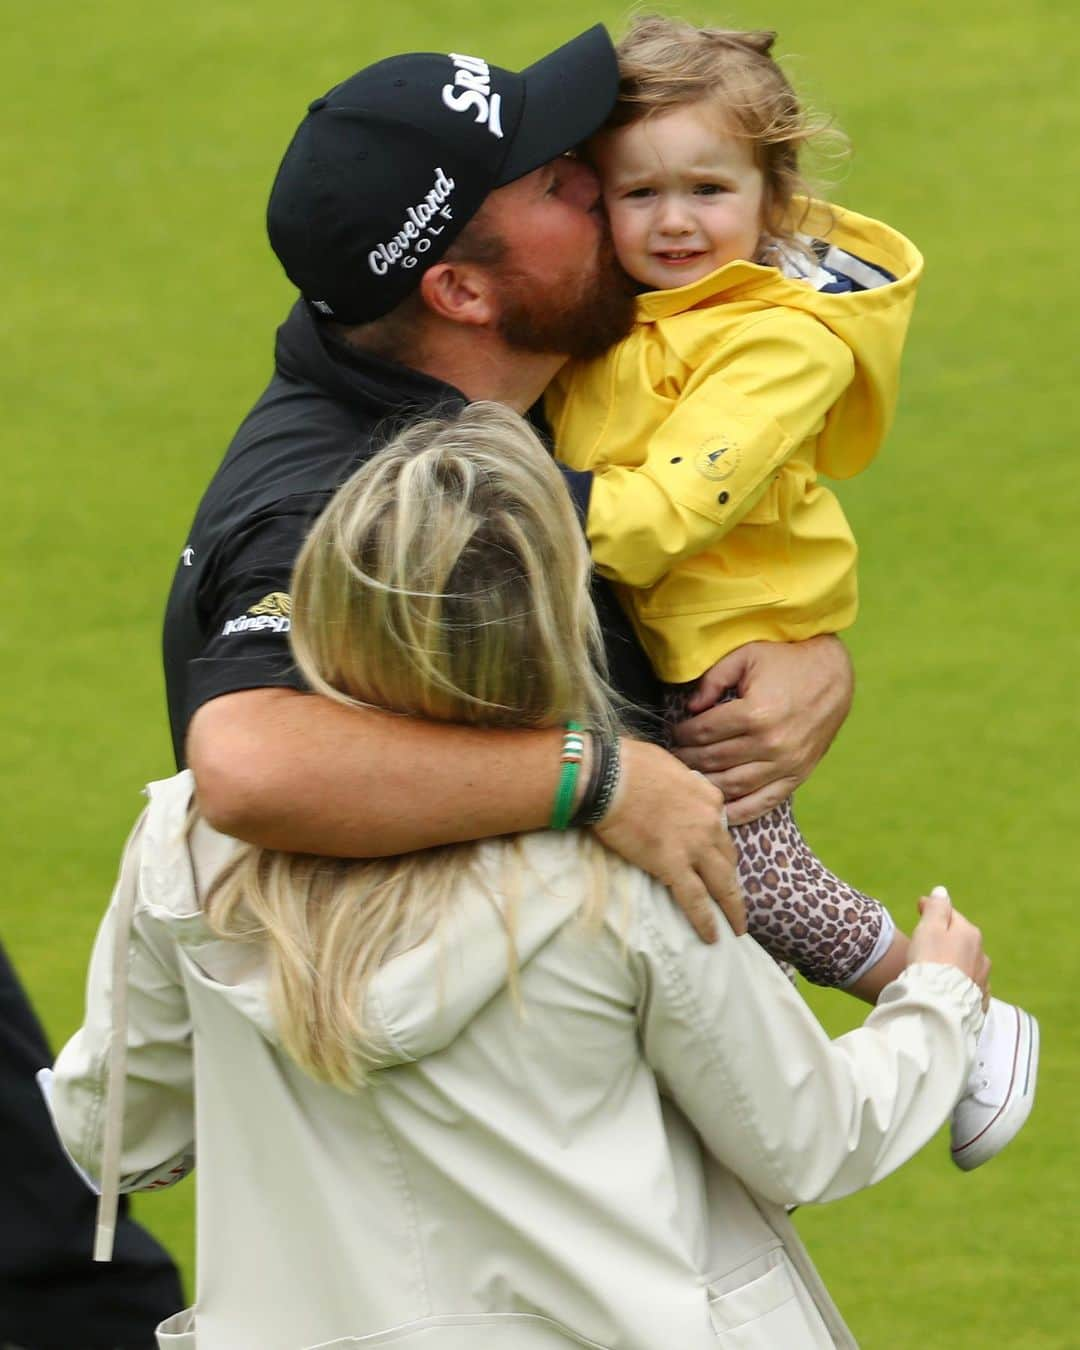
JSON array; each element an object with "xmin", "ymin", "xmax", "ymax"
[{"xmin": 203, "ymin": 404, "xmax": 622, "ymax": 1087}]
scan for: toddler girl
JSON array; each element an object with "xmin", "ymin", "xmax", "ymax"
[{"xmin": 547, "ymin": 16, "xmax": 1037, "ymax": 1169}]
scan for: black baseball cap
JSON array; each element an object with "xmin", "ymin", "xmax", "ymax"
[{"xmin": 267, "ymin": 26, "xmax": 618, "ymax": 325}]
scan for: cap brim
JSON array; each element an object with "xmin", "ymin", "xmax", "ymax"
[{"xmin": 495, "ymin": 25, "xmax": 618, "ymax": 186}]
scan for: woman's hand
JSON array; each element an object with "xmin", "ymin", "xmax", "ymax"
[{"xmin": 907, "ymin": 886, "xmax": 991, "ymax": 1007}]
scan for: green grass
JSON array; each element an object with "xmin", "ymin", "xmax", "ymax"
[{"xmin": 4, "ymin": 2, "xmax": 1077, "ymax": 1345}]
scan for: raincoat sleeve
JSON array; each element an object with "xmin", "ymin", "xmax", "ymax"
[
  {"xmin": 632, "ymin": 880, "xmax": 983, "ymax": 1206},
  {"xmin": 586, "ymin": 310, "xmax": 855, "ymax": 589},
  {"xmin": 51, "ymin": 813, "xmax": 196, "ymax": 1196}
]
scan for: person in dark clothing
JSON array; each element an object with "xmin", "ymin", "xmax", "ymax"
[
  {"xmin": 163, "ymin": 298, "xmax": 663, "ymax": 762},
  {"xmin": 0, "ymin": 944, "xmax": 184, "ymax": 1350},
  {"xmin": 167, "ymin": 27, "xmax": 854, "ymax": 947}
]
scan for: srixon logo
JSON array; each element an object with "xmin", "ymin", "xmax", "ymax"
[{"xmin": 441, "ymin": 52, "xmax": 503, "ymax": 138}]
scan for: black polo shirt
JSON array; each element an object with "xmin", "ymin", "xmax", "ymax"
[{"xmin": 163, "ymin": 301, "xmax": 663, "ymax": 768}]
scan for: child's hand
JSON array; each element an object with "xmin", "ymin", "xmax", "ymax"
[{"xmin": 907, "ymin": 886, "xmax": 991, "ymax": 1007}]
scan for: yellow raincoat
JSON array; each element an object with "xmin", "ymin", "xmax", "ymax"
[{"xmin": 547, "ymin": 202, "xmax": 923, "ymax": 682}]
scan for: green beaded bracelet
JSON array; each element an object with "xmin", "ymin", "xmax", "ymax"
[{"xmin": 549, "ymin": 721, "xmax": 586, "ymax": 830}]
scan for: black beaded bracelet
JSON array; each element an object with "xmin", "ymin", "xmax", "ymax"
[{"xmin": 570, "ymin": 734, "xmax": 621, "ymax": 828}]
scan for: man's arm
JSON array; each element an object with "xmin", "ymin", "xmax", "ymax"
[
  {"xmin": 669, "ymin": 635, "xmax": 854, "ymax": 825},
  {"xmin": 189, "ymin": 687, "xmax": 743, "ymax": 943}
]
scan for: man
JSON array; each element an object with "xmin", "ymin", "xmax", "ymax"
[{"xmin": 164, "ymin": 26, "xmax": 852, "ymax": 938}]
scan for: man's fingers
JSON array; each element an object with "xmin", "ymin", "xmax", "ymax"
[
  {"xmin": 670, "ymin": 702, "xmax": 759, "ymax": 751},
  {"xmin": 709, "ymin": 762, "xmax": 782, "ymax": 806},
  {"xmin": 698, "ymin": 856, "xmax": 746, "ymax": 935},
  {"xmin": 686, "ymin": 649, "xmax": 749, "ymax": 713},
  {"xmin": 672, "ymin": 737, "xmax": 767, "ymax": 779},
  {"xmin": 672, "ymin": 748, "xmax": 795, "ymax": 818},
  {"xmin": 595, "ymin": 740, "xmax": 742, "ymax": 946},
  {"xmin": 723, "ymin": 779, "xmax": 796, "ymax": 827},
  {"xmin": 667, "ymin": 878, "xmax": 720, "ymax": 944}
]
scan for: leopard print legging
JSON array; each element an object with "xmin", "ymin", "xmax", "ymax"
[
  {"xmin": 666, "ymin": 685, "xmax": 896, "ymax": 988},
  {"xmin": 731, "ymin": 798, "xmax": 895, "ymax": 987}
]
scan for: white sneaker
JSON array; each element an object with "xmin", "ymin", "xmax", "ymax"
[{"xmin": 950, "ymin": 996, "xmax": 1039, "ymax": 1171}]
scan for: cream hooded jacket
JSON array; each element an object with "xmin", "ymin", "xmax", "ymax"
[{"xmin": 52, "ymin": 773, "xmax": 982, "ymax": 1350}]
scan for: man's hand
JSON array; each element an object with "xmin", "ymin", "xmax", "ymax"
[
  {"xmin": 593, "ymin": 739, "xmax": 743, "ymax": 944},
  {"xmin": 669, "ymin": 635, "xmax": 853, "ymax": 826}
]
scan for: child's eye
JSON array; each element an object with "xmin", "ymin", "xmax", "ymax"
[
  {"xmin": 695, "ymin": 183, "xmax": 729, "ymax": 196},
  {"xmin": 624, "ymin": 187, "xmax": 656, "ymax": 200}
]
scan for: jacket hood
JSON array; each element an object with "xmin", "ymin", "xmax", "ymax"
[
  {"xmin": 636, "ymin": 202, "xmax": 924, "ymax": 479},
  {"xmin": 138, "ymin": 773, "xmax": 586, "ymax": 1083},
  {"xmin": 274, "ymin": 298, "xmax": 464, "ymax": 420}
]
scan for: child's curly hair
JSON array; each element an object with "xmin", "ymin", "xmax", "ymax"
[{"xmin": 610, "ymin": 16, "xmax": 845, "ymax": 258}]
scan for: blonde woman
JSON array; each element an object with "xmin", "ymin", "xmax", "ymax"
[{"xmin": 52, "ymin": 405, "xmax": 988, "ymax": 1350}]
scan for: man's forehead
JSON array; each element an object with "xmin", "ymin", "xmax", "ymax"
[
  {"xmin": 485, "ymin": 164, "xmax": 549, "ymax": 217},
  {"xmin": 496, "ymin": 159, "xmax": 562, "ymax": 198}
]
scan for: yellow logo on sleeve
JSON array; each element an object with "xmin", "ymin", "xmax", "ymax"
[
  {"xmin": 248, "ymin": 593, "xmax": 292, "ymax": 618},
  {"xmin": 221, "ymin": 592, "xmax": 292, "ymax": 637}
]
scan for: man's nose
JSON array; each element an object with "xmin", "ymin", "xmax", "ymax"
[{"xmin": 560, "ymin": 156, "xmax": 602, "ymax": 211}]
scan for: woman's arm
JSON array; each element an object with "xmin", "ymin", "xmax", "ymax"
[{"xmin": 634, "ymin": 886, "xmax": 986, "ymax": 1206}]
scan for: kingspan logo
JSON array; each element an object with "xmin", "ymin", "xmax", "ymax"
[{"xmin": 222, "ymin": 592, "xmax": 292, "ymax": 637}]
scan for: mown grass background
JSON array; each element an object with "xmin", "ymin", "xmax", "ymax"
[{"xmin": 3, "ymin": 1, "xmax": 1077, "ymax": 1345}]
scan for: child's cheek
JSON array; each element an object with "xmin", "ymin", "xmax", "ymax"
[{"xmin": 606, "ymin": 202, "xmax": 636, "ymax": 257}]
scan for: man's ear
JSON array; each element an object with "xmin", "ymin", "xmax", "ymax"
[{"xmin": 418, "ymin": 260, "xmax": 498, "ymax": 328}]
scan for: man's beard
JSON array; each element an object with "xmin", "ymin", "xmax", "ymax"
[{"xmin": 493, "ymin": 231, "xmax": 636, "ymax": 362}]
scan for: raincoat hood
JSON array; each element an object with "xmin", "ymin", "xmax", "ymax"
[{"xmin": 636, "ymin": 200, "xmax": 923, "ymax": 480}]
